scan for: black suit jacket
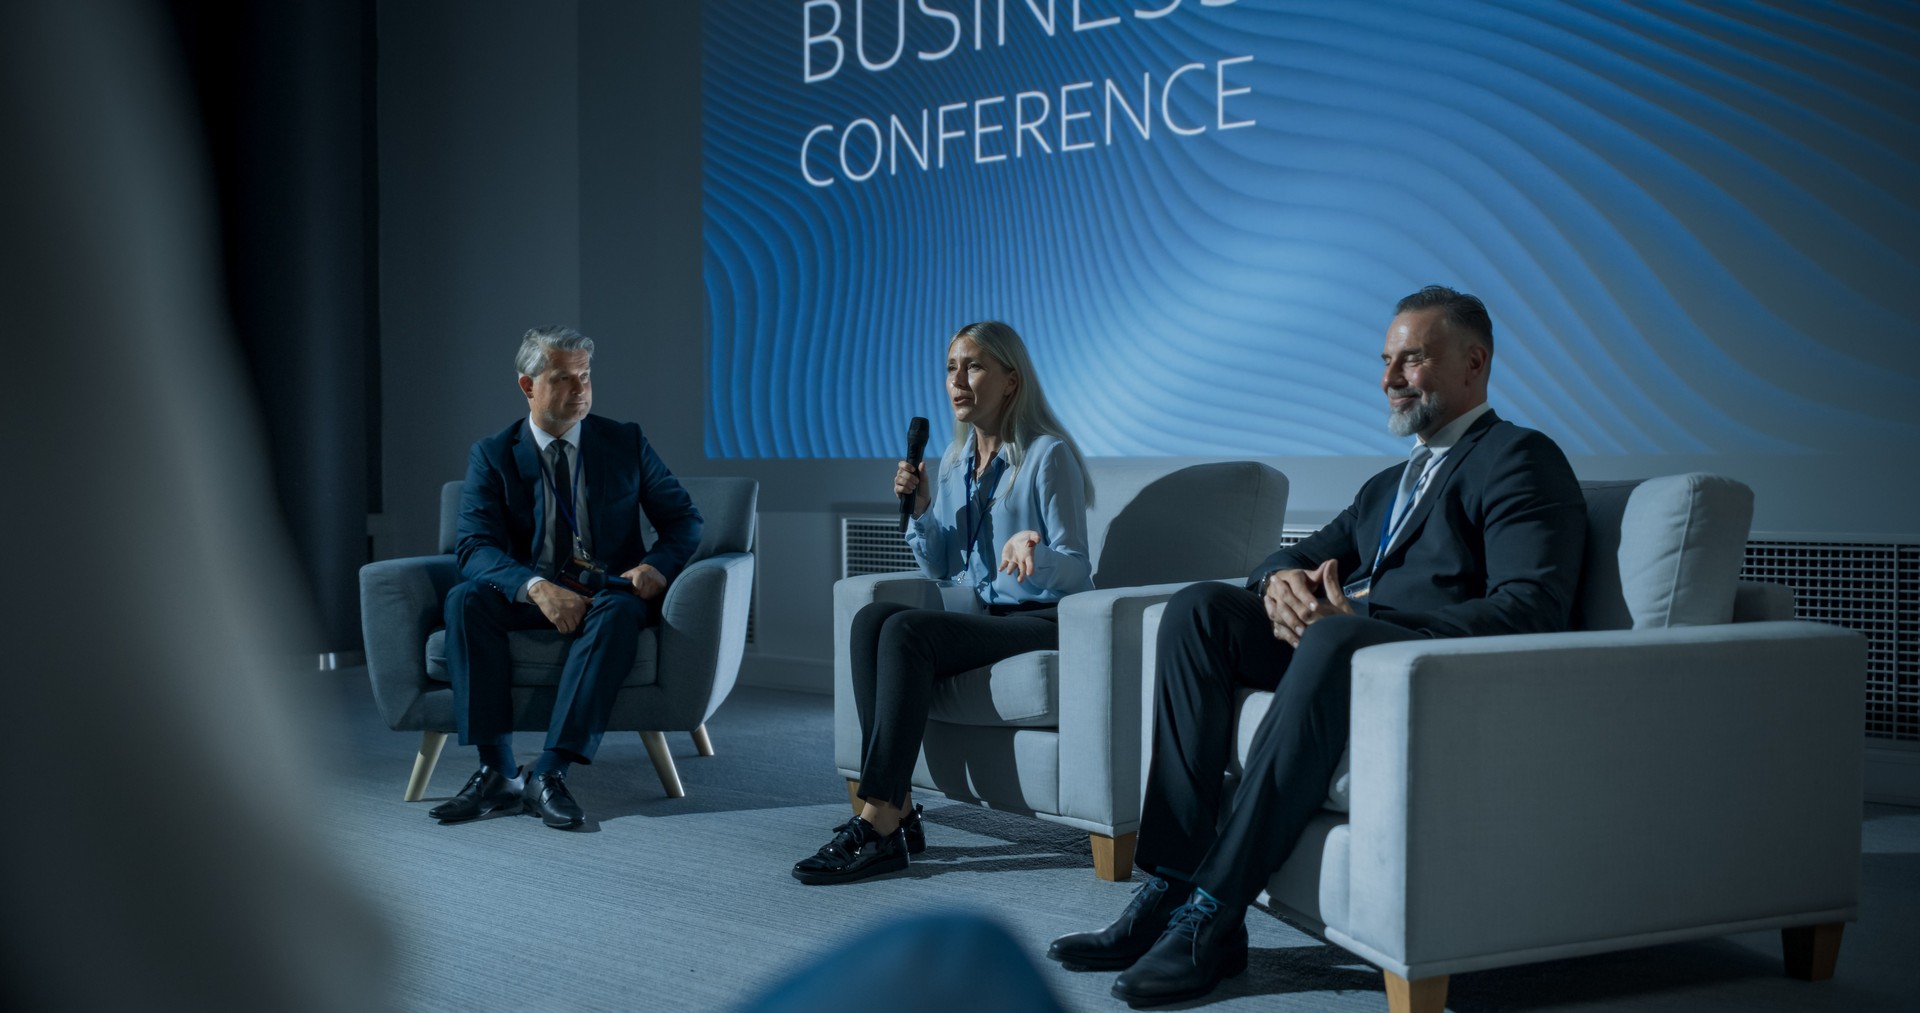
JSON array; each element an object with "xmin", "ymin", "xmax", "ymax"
[
  {"xmin": 454, "ymin": 414, "xmax": 704, "ymax": 599},
  {"xmin": 1252, "ymin": 410, "xmax": 1586, "ymax": 639}
]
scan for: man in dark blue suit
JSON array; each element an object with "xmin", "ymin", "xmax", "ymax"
[
  {"xmin": 1050, "ymin": 287, "xmax": 1588, "ymax": 1005},
  {"xmin": 430, "ymin": 326, "xmax": 703, "ymax": 829}
]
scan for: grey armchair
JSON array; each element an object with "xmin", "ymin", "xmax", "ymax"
[
  {"xmin": 833, "ymin": 460, "xmax": 1288, "ymax": 880},
  {"xmin": 1136, "ymin": 473, "xmax": 1865, "ymax": 1012},
  {"xmin": 361, "ymin": 476, "xmax": 757, "ymax": 800}
]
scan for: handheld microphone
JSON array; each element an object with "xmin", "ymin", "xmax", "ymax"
[{"xmin": 900, "ymin": 416, "xmax": 930, "ymax": 533}]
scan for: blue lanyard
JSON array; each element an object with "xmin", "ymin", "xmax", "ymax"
[{"xmin": 961, "ymin": 451, "xmax": 1000, "ymax": 587}]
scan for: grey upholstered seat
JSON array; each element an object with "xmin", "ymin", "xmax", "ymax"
[
  {"xmin": 360, "ymin": 476, "xmax": 757, "ymax": 799},
  {"xmin": 833, "ymin": 459, "xmax": 1289, "ymax": 879},
  {"xmin": 1135, "ymin": 473, "xmax": 1864, "ymax": 1011}
]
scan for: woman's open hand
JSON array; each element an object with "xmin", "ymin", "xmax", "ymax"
[{"xmin": 999, "ymin": 530, "xmax": 1042, "ymax": 581}]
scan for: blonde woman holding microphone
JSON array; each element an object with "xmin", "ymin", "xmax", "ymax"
[{"xmin": 793, "ymin": 321, "xmax": 1095, "ymax": 885}]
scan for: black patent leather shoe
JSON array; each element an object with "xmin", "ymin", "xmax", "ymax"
[
  {"xmin": 523, "ymin": 771, "xmax": 585, "ymax": 829},
  {"xmin": 834, "ymin": 803, "xmax": 926, "ymax": 855},
  {"xmin": 428, "ymin": 765, "xmax": 523, "ymax": 822},
  {"xmin": 1110, "ymin": 893, "xmax": 1249, "ymax": 1007},
  {"xmin": 792, "ymin": 815, "xmax": 909, "ymax": 884},
  {"xmin": 1047, "ymin": 875, "xmax": 1188, "ymax": 970}
]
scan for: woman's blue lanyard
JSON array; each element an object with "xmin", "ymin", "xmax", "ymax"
[
  {"xmin": 538, "ymin": 443, "xmax": 587, "ymax": 555},
  {"xmin": 961, "ymin": 450, "xmax": 998, "ymax": 588}
]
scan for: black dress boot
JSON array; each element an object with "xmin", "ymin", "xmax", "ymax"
[
  {"xmin": 1110, "ymin": 892, "xmax": 1249, "ymax": 1007},
  {"xmin": 1046, "ymin": 875, "xmax": 1189, "ymax": 970}
]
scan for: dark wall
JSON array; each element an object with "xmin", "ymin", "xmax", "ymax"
[
  {"xmin": 580, "ymin": 1, "xmax": 705, "ymax": 469},
  {"xmin": 168, "ymin": 0, "xmax": 375, "ymax": 653},
  {"xmin": 376, "ymin": 0, "xmax": 582, "ymax": 556}
]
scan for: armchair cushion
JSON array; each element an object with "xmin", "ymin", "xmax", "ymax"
[
  {"xmin": 424, "ymin": 628, "xmax": 659, "ymax": 688},
  {"xmin": 929, "ymin": 652, "xmax": 1059, "ymax": 727},
  {"xmin": 1575, "ymin": 474, "xmax": 1753, "ymax": 631}
]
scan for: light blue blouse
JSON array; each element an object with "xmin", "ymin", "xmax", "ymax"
[{"xmin": 905, "ymin": 433, "xmax": 1093, "ymax": 606}]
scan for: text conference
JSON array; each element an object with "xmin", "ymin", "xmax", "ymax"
[{"xmin": 800, "ymin": 58, "xmax": 1255, "ymax": 186}]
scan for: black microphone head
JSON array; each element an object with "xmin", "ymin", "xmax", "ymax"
[{"xmin": 905, "ymin": 416, "xmax": 931, "ymax": 460}]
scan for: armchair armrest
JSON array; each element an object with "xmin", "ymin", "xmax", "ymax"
[
  {"xmin": 1332, "ymin": 620, "xmax": 1866, "ymax": 981},
  {"xmin": 358, "ymin": 555, "xmax": 462, "ymax": 729},
  {"xmin": 654, "ymin": 552, "xmax": 756, "ymax": 728},
  {"xmin": 833, "ymin": 572, "xmax": 942, "ymax": 773},
  {"xmin": 1055, "ymin": 581, "xmax": 1234, "ymax": 833}
]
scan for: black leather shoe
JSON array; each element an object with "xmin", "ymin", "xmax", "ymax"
[
  {"xmin": 1047, "ymin": 875, "xmax": 1188, "ymax": 970},
  {"xmin": 1110, "ymin": 893, "xmax": 1249, "ymax": 1007},
  {"xmin": 523, "ymin": 771, "xmax": 585, "ymax": 829},
  {"xmin": 834, "ymin": 803, "xmax": 926, "ymax": 855},
  {"xmin": 792, "ymin": 815, "xmax": 909, "ymax": 884},
  {"xmin": 428, "ymin": 765, "xmax": 523, "ymax": 822}
]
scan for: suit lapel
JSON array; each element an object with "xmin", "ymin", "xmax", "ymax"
[
  {"xmin": 1383, "ymin": 410, "xmax": 1501, "ymax": 559},
  {"xmin": 581, "ymin": 415, "xmax": 609, "ymax": 553},
  {"xmin": 511, "ymin": 421, "xmax": 547, "ymax": 551}
]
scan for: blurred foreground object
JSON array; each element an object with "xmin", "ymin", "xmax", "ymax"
[{"xmin": 0, "ymin": 1, "xmax": 390, "ymax": 1010}]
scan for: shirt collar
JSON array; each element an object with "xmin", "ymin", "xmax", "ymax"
[
  {"xmin": 965, "ymin": 440, "xmax": 1008, "ymax": 478},
  {"xmin": 1417, "ymin": 401, "xmax": 1492, "ymax": 454},
  {"xmin": 527, "ymin": 415, "xmax": 582, "ymax": 455}
]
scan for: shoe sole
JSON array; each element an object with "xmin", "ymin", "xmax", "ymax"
[
  {"xmin": 1047, "ymin": 949, "xmax": 1145, "ymax": 972},
  {"xmin": 790, "ymin": 854, "xmax": 910, "ymax": 885},
  {"xmin": 1109, "ymin": 949, "xmax": 1249, "ymax": 1008},
  {"xmin": 525, "ymin": 800, "xmax": 585, "ymax": 829},
  {"xmin": 430, "ymin": 798, "xmax": 521, "ymax": 823}
]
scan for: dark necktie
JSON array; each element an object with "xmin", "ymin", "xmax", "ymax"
[{"xmin": 548, "ymin": 441, "xmax": 574, "ymax": 577}]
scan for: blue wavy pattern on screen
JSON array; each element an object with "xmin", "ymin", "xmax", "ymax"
[{"xmin": 703, "ymin": 0, "xmax": 1920, "ymax": 458}]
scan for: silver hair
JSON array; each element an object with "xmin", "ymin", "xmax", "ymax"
[
  {"xmin": 939, "ymin": 320, "xmax": 1095, "ymax": 506},
  {"xmin": 515, "ymin": 325, "xmax": 595, "ymax": 378}
]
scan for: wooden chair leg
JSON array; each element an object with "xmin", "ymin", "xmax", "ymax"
[
  {"xmin": 641, "ymin": 731, "xmax": 685, "ymax": 798},
  {"xmin": 403, "ymin": 731, "xmax": 448, "ymax": 802},
  {"xmin": 1091, "ymin": 831, "xmax": 1138, "ymax": 882},
  {"xmin": 1383, "ymin": 971, "xmax": 1448, "ymax": 1013},
  {"xmin": 846, "ymin": 778, "xmax": 863, "ymax": 814},
  {"xmin": 1783, "ymin": 922, "xmax": 1844, "ymax": 981},
  {"xmin": 691, "ymin": 724, "xmax": 715, "ymax": 757}
]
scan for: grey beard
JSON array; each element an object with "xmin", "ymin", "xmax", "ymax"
[{"xmin": 1387, "ymin": 391, "xmax": 1441, "ymax": 437}]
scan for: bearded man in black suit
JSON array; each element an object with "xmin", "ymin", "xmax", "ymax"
[{"xmin": 1050, "ymin": 286, "xmax": 1588, "ymax": 1006}]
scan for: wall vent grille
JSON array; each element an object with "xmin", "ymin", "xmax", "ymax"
[
  {"xmin": 843, "ymin": 516, "xmax": 918, "ymax": 578},
  {"xmin": 1742, "ymin": 540, "xmax": 1919, "ymax": 744}
]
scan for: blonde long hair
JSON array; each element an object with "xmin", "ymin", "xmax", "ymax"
[{"xmin": 940, "ymin": 321, "xmax": 1094, "ymax": 505}]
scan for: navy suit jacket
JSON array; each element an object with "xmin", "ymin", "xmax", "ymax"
[
  {"xmin": 1252, "ymin": 410, "xmax": 1587, "ymax": 639},
  {"xmin": 454, "ymin": 414, "xmax": 704, "ymax": 600}
]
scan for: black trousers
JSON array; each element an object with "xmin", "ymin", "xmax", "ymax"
[
  {"xmin": 1136, "ymin": 582, "xmax": 1424, "ymax": 907},
  {"xmin": 849, "ymin": 601, "xmax": 1061, "ymax": 808},
  {"xmin": 444, "ymin": 579, "xmax": 651, "ymax": 764}
]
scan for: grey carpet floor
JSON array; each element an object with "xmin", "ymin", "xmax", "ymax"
[{"xmin": 318, "ymin": 674, "xmax": 1918, "ymax": 1012}]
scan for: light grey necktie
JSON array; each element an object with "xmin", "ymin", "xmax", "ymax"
[{"xmin": 1383, "ymin": 444, "xmax": 1434, "ymax": 551}]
